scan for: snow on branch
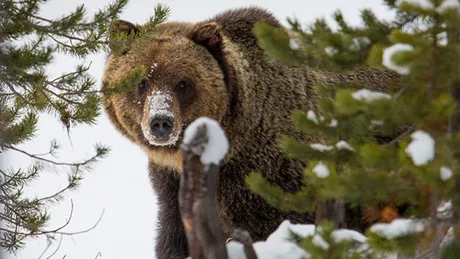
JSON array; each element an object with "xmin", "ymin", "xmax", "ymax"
[{"xmin": 180, "ymin": 117, "xmax": 256, "ymax": 259}]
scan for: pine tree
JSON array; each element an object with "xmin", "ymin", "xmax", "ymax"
[
  {"xmin": 0, "ymin": 0, "xmax": 169, "ymax": 254},
  {"xmin": 248, "ymin": 0, "xmax": 460, "ymax": 257}
]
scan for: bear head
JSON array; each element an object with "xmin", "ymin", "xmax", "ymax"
[{"xmin": 101, "ymin": 20, "xmax": 238, "ymax": 171}]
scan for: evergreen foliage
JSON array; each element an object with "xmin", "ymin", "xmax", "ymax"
[
  {"xmin": 0, "ymin": 0, "xmax": 169, "ymax": 254},
  {"xmin": 249, "ymin": 0, "xmax": 460, "ymax": 257}
]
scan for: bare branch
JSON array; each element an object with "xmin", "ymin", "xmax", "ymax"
[
  {"xmin": 231, "ymin": 229, "xmax": 258, "ymax": 259},
  {"xmin": 0, "ymin": 200, "xmax": 105, "ymax": 251},
  {"xmin": 37, "ymin": 234, "xmax": 62, "ymax": 259},
  {"xmin": 3, "ymin": 144, "xmax": 100, "ymax": 168},
  {"xmin": 45, "ymin": 235, "xmax": 63, "ymax": 259},
  {"xmin": 179, "ymin": 123, "xmax": 228, "ymax": 259},
  {"xmin": 383, "ymin": 125, "xmax": 415, "ymax": 147},
  {"xmin": 179, "ymin": 121, "xmax": 259, "ymax": 259},
  {"xmin": 315, "ymin": 198, "xmax": 346, "ymax": 228},
  {"xmin": 50, "ymin": 208, "xmax": 104, "ymax": 236}
]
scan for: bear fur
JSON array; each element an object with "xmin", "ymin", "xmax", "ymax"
[{"xmin": 101, "ymin": 7, "xmax": 400, "ymax": 259}]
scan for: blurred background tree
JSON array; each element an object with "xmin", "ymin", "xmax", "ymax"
[{"xmin": 248, "ymin": 0, "xmax": 460, "ymax": 257}]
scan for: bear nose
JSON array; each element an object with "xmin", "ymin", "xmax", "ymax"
[{"xmin": 149, "ymin": 116, "xmax": 174, "ymax": 139}]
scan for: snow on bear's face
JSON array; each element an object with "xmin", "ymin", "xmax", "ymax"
[{"xmin": 101, "ymin": 21, "xmax": 230, "ymax": 170}]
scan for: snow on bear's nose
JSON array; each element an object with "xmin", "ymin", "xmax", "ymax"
[{"xmin": 142, "ymin": 90, "xmax": 180, "ymax": 146}]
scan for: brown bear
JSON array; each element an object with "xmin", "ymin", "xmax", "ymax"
[{"xmin": 101, "ymin": 6, "xmax": 400, "ymax": 259}]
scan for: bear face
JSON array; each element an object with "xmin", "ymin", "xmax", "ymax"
[{"xmin": 102, "ymin": 21, "xmax": 231, "ymax": 171}]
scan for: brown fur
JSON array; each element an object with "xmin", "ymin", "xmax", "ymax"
[{"xmin": 101, "ymin": 6, "xmax": 401, "ymax": 259}]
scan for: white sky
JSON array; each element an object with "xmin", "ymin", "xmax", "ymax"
[{"xmin": 3, "ymin": 1, "xmax": 395, "ymax": 258}]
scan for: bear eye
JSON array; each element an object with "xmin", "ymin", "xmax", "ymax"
[
  {"xmin": 135, "ymin": 79, "xmax": 149, "ymax": 97},
  {"xmin": 138, "ymin": 79, "xmax": 148, "ymax": 89},
  {"xmin": 174, "ymin": 78, "xmax": 196, "ymax": 113},
  {"xmin": 174, "ymin": 80, "xmax": 188, "ymax": 93}
]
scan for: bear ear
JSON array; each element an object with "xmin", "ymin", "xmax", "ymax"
[
  {"xmin": 110, "ymin": 20, "xmax": 140, "ymax": 38},
  {"xmin": 189, "ymin": 22, "xmax": 223, "ymax": 50},
  {"xmin": 109, "ymin": 20, "xmax": 141, "ymax": 50}
]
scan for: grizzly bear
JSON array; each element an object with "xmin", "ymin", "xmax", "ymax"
[{"xmin": 101, "ymin": 6, "xmax": 400, "ymax": 259}]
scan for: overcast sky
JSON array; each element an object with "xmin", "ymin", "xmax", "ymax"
[{"xmin": 3, "ymin": 1, "xmax": 395, "ymax": 258}]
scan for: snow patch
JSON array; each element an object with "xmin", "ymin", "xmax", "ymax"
[
  {"xmin": 382, "ymin": 43, "xmax": 413, "ymax": 75},
  {"xmin": 313, "ymin": 161, "xmax": 330, "ymax": 178},
  {"xmin": 440, "ymin": 166, "xmax": 453, "ymax": 181},
  {"xmin": 325, "ymin": 46, "xmax": 338, "ymax": 56},
  {"xmin": 0, "ymin": 41, "xmax": 12, "ymax": 54},
  {"xmin": 310, "ymin": 143, "xmax": 333, "ymax": 152},
  {"xmin": 437, "ymin": 200, "xmax": 453, "ymax": 220},
  {"xmin": 227, "ymin": 241, "xmax": 247, "ymax": 259},
  {"xmin": 336, "ymin": 140, "xmax": 355, "ymax": 151},
  {"xmin": 437, "ymin": 200, "xmax": 452, "ymax": 214},
  {"xmin": 437, "ymin": 0, "xmax": 460, "ymax": 13},
  {"xmin": 333, "ymin": 229, "xmax": 367, "ymax": 243},
  {"xmin": 395, "ymin": 0, "xmax": 435, "ymax": 10},
  {"xmin": 328, "ymin": 119, "xmax": 338, "ymax": 127},
  {"xmin": 396, "ymin": 0, "xmax": 460, "ymax": 13},
  {"xmin": 307, "ymin": 110, "xmax": 319, "ymax": 124},
  {"xmin": 350, "ymin": 37, "xmax": 371, "ymax": 51},
  {"xmin": 183, "ymin": 117, "xmax": 229, "ymax": 165},
  {"xmin": 352, "ymin": 89, "xmax": 391, "ymax": 102},
  {"xmin": 437, "ymin": 31, "xmax": 448, "ymax": 46},
  {"xmin": 252, "ymin": 220, "xmax": 312, "ymax": 259},
  {"xmin": 405, "ymin": 130, "xmax": 435, "ymax": 166},
  {"xmin": 249, "ymin": 221, "xmax": 367, "ymax": 258},
  {"xmin": 289, "ymin": 38, "xmax": 299, "ymax": 50},
  {"xmin": 369, "ymin": 120, "xmax": 385, "ymax": 130},
  {"xmin": 267, "ymin": 221, "xmax": 317, "ymax": 242},
  {"xmin": 310, "ymin": 141, "xmax": 354, "ymax": 152},
  {"xmin": 371, "ymin": 120, "xmax": 385, "ymax": 126},
  {"xmin": 370, "ymin": 218, "xmax": 425, "ymax": 239},
  {"xmin": 312, "ymin": 235, "xmax": 329, "ymax": 250}
]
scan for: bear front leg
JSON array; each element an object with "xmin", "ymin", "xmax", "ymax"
[
  {"xmin": 155, "ymin": 201, "xmax": 189, "ymax": 259},
  {"xmin": 149, "ymin": 163, "xmax": 189, "ymax": 259}
]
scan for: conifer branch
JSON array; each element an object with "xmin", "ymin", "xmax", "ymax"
[{"xmin": 0, "ymin": 0, "xmax": 125, "ymax": 252}]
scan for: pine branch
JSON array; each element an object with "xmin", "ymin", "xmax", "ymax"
[
  {"xmin": 0, "ymin": 0, "xmax": 126, "ymax": 253},
  {"xmin": 0, "ymin": 199, "xmax": 105, "ymax": 251}
]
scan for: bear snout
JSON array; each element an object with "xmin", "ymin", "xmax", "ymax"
[
  {"xmin": 149, "ymin": 116, "xmax": 174, "ymax": 139},
  {"xmin": 141, "ymin": 90, "xmax": 182, "ymax": 147}
]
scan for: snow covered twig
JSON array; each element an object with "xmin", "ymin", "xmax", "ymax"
[{"xmin": 180, "ymin": 117, "xmax": 242, "ymax": 259}]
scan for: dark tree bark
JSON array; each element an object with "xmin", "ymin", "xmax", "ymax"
[
  {"xmin": 315, "ymin": 198, "xmax": 346, "ymax": 228},
  {"xmin": 178, "ymin": 122, "xmax": 259, "ymax": 259}
]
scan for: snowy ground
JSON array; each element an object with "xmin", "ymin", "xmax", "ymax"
[{"xmin": 227, "ymin": 218, "xmax": 451, "ymax": 259}]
